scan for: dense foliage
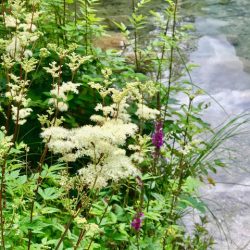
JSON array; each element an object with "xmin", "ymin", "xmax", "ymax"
[{"xmin": 0, "ymin": 0, "xmax": 245, "ymax": 249}]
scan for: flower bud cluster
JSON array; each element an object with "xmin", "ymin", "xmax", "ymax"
[
  {"xmin": 136, "ymin": 103, "xmax": 160, "ymax": 120},
  {"xmin": 66, "ymin": 52, "xmax": 92, "ymax": 73},
  {"xmin": 1, "ymin": 55, "xmax": 15, "ymax": 69},
  {"xmin": 6, "ymin": 74, "xmax": 33, "ymax": 125},
  {"xmin": 21, "ymin": 57, "xmax": 38, "ymax": 73},
  {"xmin": 48, "ymin": 81, "xmax": 81, "ymax": 112},
  {"xmin": 4, "ymin": 0, "xmax": 41, "ymax": 61},
  {"xmin": 0, "ymin": 130, "xmax": 13, "ymax": 163},
  {"xmin": 129, "ymin": 135, "xmax": 152, "ymax": 164},
  {"xmin": 43, "ymin": 61, "xmax": 61, "ymax": 79}
]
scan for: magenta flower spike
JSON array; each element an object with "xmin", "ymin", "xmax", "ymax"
[
  {"xmin": 152, "ymin": 121, "xmax": 164, "ymax": 149},
  {"xmin": 131, "ymin": 212, "xmax": 144, "ymax": 231}
]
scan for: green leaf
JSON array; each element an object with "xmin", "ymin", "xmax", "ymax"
[
  {"xmin": 113, "ymin": 232, "xmax": 129, "ymax": 241},
  {"xmin": 184, "ymin": 177, "xmax": 202, "ymax": 192},
  {"xmin": 41, "ymin": 206, "xmax": 61, "ymax": 214},
  {"xmin": 38, "ymin": 187, "xmax": 62, "ymax": 200},
  {"xmin": 180, "ymin": 196, "xmax": 206, "ymax": 213}
]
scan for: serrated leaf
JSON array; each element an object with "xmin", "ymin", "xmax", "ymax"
[{"xmin": 38, "ymin": 187, "xmax": 62, "ymax": 200}]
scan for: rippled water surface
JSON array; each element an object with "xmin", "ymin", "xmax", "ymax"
[{"xmin": 183, "ymin": 1, "xmax": 250, "ymax": 249}]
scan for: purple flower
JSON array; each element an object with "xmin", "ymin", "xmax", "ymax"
[
  {"xmin": 152, "ymin": 121, "xmax": 164, "ymax": 149},
  {"xmin": 131, "ymin": 212, "xmax": 144, "ymax": 231}
]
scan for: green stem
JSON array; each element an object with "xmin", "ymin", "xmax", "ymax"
[
  {"xmin": 132, "ymin": 0, "xmax": 139, "ymax": 71},
  {"xmin": 163, "ymin": 0, "xmax": 179, "ymax": 119},
  {"xmin": 55, "ymin": 209, "xmax": 81, "ymax": 250},
  {"xmin": 85, "ymin": 192, "xmax": 114, "ymax": 250},
  {"xmin": 156, "ymin": 14, "xmax": 170, "ymax": 112},
  {"xmin": 136, "ymin": 232, "xmax": 140, "ymax": 250},
  {"xmin": 27, "ymin": 102, "xmax": 60, "ymax": 249},
  {"xmin": 0, "ymin": 163, "xmax": 6, "ymax": 249},
  {"xmin": 162, "ymin": 97, "xmax": 192, "ymax": 249},
  {"xmin": 84, "ymin": 0, "xmax": 88, "ymax": 55},
  {"xmin": 74, "ymin": 0, "xmax": 77, "ymax": 26}
]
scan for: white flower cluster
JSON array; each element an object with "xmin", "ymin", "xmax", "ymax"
[
  {"xmin": 47, "ymin": 43, "xmax": 79, "ymax": 60},
  {"xmin": 6, "ymin": 29, "xmax": 40, "ymax": 60},
  {"xmin": 41, "ymin": 119, "xmax": 139, "ymax": 189},
  {"xmin": 21, "ymin": 57, "xmax": 38, "ymax": 73},
  {"xmin": 125, "ymin": 81, "xmax": 160, "ymax": 120},
  {"xmin": 84, "ymin": 223, "xmax": 102, "ymax": 237},
  {"xmin": 39, "ymin": 48, "xmax": 50, "ymax": 58},
  {"xmin": 43, "ymin": 61, "xmax": 61, "ymax": 79},
  {"xmin": 139, "ymin": 80, "xmax": 159, "ymax": 97},
  {"xmin": 11, "ymin": 106, "xmax": 32, "ymax": 125},
  {"xmin": 129, "ymin": 135, "xmax": 152, "ymax": 164},
  {"xmin": 48, "ymin": 81, "xmax": 81, "ymax": 112},
  {"xmin": 1, "ymin": 54, "xmax": 15, "ymax": 69},
  {"xmin": 0, "ymin": 0, "xmax": 41, "ymax": 127},
  {"xmin": 40, "ymin": 72, "xmax": 160, "ymax": 189},
  {"xmin": 92, "ymin": 99, "xmax": 130, "ymax": 124},
  {"xmin": 89, "ymin": 74, "xmax": 160, "ymax": 123},
  {"xmin": 136, "ymin": 103, "xmax": 160, "ymax": 120},
  {"xmin": 4, "ymin": 0, "xmax": 41, "ymax": 61},
  {"xmin": 66, "ymin": 52, "xmax": 92, "ymax": 73},
  {"xmin": 179, "ymin": 139, "xmax": 202, "ymax": 156},
  {"xmin": 0, "ymin": 130, "xmax": 13, "ymax": 163},
  {"xmin": 5, "ymin": 74, "xmax": 33, "ymax": 125}
]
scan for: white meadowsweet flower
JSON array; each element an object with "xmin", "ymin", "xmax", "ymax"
[
  {"xmin": 90, "ymin": 115, "xmax": 106, "ymax": 124},
  {"xmin": 61, "ymin": 153, "xmax": 78, "ymax": 162},
  {"xmin": 41, "ymin": 118, "xmax": 139, "ymax": 189},
  {"xmin": 61, "ymin": 81, "xmax": 80, "ymax": 94},
  {"xmin": 68, "ymin": 43, "xmax": 79, "ymax": 52},
  {"xmin": 136, "ymin": 103, "xmax": 160, "ymax": 120},
  {"xmin": 47, "ymin": 43, "xmax": 57, "ymax": 51},
  {"xmin": 66, "ymin": 53, "xmax": 92, "ymax": 73},
  {"xmin": 11, "ymin": 106, "xmax": 32, "ymax": 125},
  {"xmin": 56, "ymin": 47, "xmax": 69, "ymax": 59},
  {"xmin": 101, "ymin": 68, "xmax": 112, "ymax": 78},
  {"xmin": 130, "ymin": 152, "xmax": 144, "ymax": 164},
  {"xmin": 18, "ymin": 23, "xmax": 37, "ymax": 32},
  {"xmin": 6, "ymin": 36, "xmax": 22, "ymax": 59},
  {"xmin": 94, "ymin": 103, "xmax": 103, "ymax": 111},
  {"xmin": 50, "ymin": 87, "xmax": 67, "ymax": 101},
  {"xmin": 10, "ymin": 0, "xmax": 25, "ymax": 18},
  {"xmin": 41, "ymin": 126, "xmax": 69, "ymax": 140},
  {"xmin": 9, "ymin": 74, "xmax": 20, "ymax": 83},
  {"xmin": 5, "ymin": 15, "xmax": 19, "ymax": 28},
  {"xmin": 0, "ymin": 131, "xmax": 13, "ymax": 163},
  {"xmin": 39, "ymin": 48, "xmax": 50, "ymax": 58},
  {"xmin": 48, "ymin": 140, "xmax": 75, "ymax": 155},
  {"xmin": 25, "ymin": 12, "xmax": 40, "ymax": 24},
  {"xmin": 88, "ymin": 82, "xmax": 103, "ymax": 91},
  {"xmin": 84, "ymin": 223, "xmax": 102, "ymax": 237},
  {"xmin": 23, "ymin": 49, "xmax": 33, "ymax": 58},
  {"xmin": 1, "ymin": 54, "xmax": 15, "ymax": 69},
  {"xmin": 57, "ymin": 102, "xmax": 68, "ymax": 112},
  {"xmin": 29, "ymin": 33, "xmax": 39, "ymax": 42},
  {"xmin": 21, "ymin": 57, "xmax": 38, "ymax": 72},
  {"xmin": 140, "ymin": 80, "xmax": 159, "ymax": 97},
  {"xmin": 43, "ymin": 61, "xmax": 61, "ymax": 78},
  {"xmin": 48, "ymin": 82, "xmax": 80, "ymax": 111}
]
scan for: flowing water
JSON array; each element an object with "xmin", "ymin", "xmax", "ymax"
[
  {"xmin": 99, "ymin": 0, "xmax": 250, "ymax": 249},
  {"xmin": 183, "ymin": 1, "xmax": 250, "ymax": 249}
]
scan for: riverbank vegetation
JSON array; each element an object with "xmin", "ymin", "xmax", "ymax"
[{"xmin": 0, "ymin": 0, "xmax": 246, "ymax": 249}]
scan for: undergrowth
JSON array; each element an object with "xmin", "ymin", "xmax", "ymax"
[{"xmin": 0, "ymin": 0, "xmax": 246, "ymax": 249}]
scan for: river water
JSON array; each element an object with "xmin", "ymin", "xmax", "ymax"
[
  {"xmin": 183, "ymin": 1, "xmax": 250, "ymax": 249},
  {"xmin": 98, "ymin": 0, "xmax": 250, "ymax": 249}
]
